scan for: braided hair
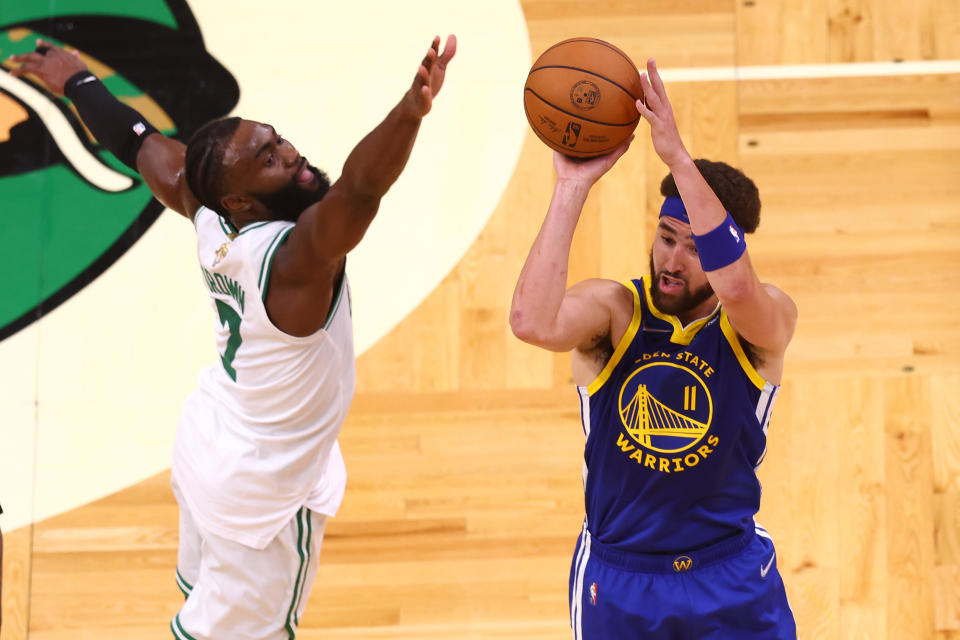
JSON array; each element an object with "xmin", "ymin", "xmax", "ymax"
[{"xmin": 184, "ymin": 117, "xmax": 242, "ymax": 218}]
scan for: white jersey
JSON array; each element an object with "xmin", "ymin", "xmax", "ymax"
[{"xmin": 172, "ymin": 206, "xmax": 355, "ymax": 549}]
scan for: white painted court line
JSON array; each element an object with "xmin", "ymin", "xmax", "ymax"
[{"xmin": 660, "ymin": 60, "xmax": 960, "ymax": 82}]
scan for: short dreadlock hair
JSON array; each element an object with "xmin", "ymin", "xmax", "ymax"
[{"xmin": 660, "ymin": 159, "xmax": 761, "ymax": 233}]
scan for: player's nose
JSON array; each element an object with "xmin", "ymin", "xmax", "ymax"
[
  {"xmin": 280, "ymin": 145, "xmax": 299, "ymax": 166},
  {"xmin": 662, "ymin": 246, "xmax": 685, "ymax": 274}
]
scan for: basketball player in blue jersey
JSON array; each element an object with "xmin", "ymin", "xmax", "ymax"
[
  {"xmin": 511, "ymin": 58, "xmax": 798, "ymax": 639},
  {"xmin": 11, "ymin": 36, "xmax": 455, "ymax": 639}
]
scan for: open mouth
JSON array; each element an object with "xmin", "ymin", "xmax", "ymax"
[{"xmin": 659, "ymin": 273, "xmax": 685, "ymax": 295}]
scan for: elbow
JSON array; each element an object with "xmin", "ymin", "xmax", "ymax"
[
  {"xmin": 510, "ymin": 309, "xmax": 568, "ymax": 351},
  {"xmin": 509, "ymin": 307, "xmax": 547, "ymax": 346},
  {"xmin": 718, "ymin": 275, "xmax": 759, "ymax": 305},
  {"xmin": 509, "ymin": 308, "xmax": 534, "ymax": 342}
]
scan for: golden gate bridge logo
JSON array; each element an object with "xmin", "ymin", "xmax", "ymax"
[{"xmin": 618, "ymin": 362, "xmax": 713, "ymax": 453}]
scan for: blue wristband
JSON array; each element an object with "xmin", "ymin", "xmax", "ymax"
[{"xmin": 692, "ymin": 213, "xmax": 746, "ymax": 271}]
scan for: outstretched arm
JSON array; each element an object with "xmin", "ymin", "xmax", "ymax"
[
  {"xmin": 281, "ymin": 35, "xmax": 457, "ymax": 271},
  {"xmin": 341, "ymin": 35, "xmax": 456, "ymax": 202},
  {"xmin": 9, "ymin": 40, "xmax": 198, "ymax": 218},
  {"xmin": 635, "ymin": 59, "xmax": 797, "ymax": 356},
  {"xmin": 510, "ymin": 141, "xmax": 632, "ymax": 353},
  {"xmin": 264, "ymin": 36, "xmax": 457, "ymax": 337}
]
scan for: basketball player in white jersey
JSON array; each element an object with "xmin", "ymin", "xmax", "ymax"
[{"xmin": 12, "ymin": 35, "xmax": 456, "ymax": 638}]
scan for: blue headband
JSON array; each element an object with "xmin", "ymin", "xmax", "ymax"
[{"xmin": 659, "ymin": 196, "xmax": 689, "ymax": 223}]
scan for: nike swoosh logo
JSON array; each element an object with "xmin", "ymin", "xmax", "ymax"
[{"xmin": 760, "ymin": 551, "xmax": 776, "ymax": 578}]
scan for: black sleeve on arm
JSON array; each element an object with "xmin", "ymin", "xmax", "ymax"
[{"xmin": 63, "ymin": 70, "xmax": 160, "ymax": 171}]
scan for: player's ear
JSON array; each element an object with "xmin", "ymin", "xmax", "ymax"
[{"xmin": 221, "ymin": 193, "xmax": 250, "ymax": 215}]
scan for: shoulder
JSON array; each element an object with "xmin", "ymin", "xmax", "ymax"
[
  {"xmin": 724, "ymin": 283, "xmax": 797, "ymax": 384},
  {"xmin": 234, "ymin": 221, "xmax": 296, "ymax": 275},
  {"xmin": 192, "ymin": 204, "xmax": 212, "ymax": 227},
  {"xmin": 568, "ymin": 278, "xmax": 636, "ymax": 311},
  {"xmin": 569, "ymin": 278, "xmax": 643, "ymax": 388},
  {"xmin": 757, "ymin": 282, "xmax": 799, "ymax": 348},
  {"xmin": 761, "ymin": 282, "xmax": 798, "ymax": 319},
  {"xmin": 569, "ymin": 278, "xmax": 638, "ymax": 348}
]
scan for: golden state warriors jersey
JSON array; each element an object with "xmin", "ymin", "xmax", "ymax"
[{"xmin": 577, "ymin": 277, "xmax": 780, "ymax": 553}]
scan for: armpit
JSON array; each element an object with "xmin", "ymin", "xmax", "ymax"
[
  {"xmin": 739, "ymin": 333, "xmax": 764, "ymax": 370},
  {"xmin": 587, "ymin": 331, "xmax": 614, "ymax": 368}
]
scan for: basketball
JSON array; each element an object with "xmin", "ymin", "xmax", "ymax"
[{"xmin": 523, "ymin": 37, "xmax": 644, "ymax": 158}]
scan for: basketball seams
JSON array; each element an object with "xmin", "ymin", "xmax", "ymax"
[
  {"xmin": 538, "ymin": 37, "xmax": 637, "ymax": 71},
  {"xmin": 527, "ymin": 64, "xmax": 641, "ymax": 101},
  {"xmin": 520, "ymin": 103, "xmax": 630, "ymax": 158},
  {"xmin": 524, "ymin": 87, "xmax": 640, "ymax": 128},
  {"xmin": 525, "ymin": 37, "xmax": 642, "ymax": 157}
]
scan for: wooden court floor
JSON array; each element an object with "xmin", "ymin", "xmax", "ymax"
[{"xmin": 3, "ymin": 0, "xmax": 960, "ymax": 638}]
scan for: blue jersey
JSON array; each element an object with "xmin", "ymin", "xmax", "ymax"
[{"xmin": 577, "ymin": 277, "xmax": 780, "ymax": 553}]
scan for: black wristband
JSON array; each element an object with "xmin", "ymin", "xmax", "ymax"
[
  {"xmin": 63, "ymin": 71, "xmax": 159, "ymax": 171},
  {"xmin": 63, "ymin": 70, "xmax": 98, "ymax": 96}
]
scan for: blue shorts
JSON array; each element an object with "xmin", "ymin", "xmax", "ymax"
[{"xmin": 568, "ymin": 522, "xmax": 796, "ymax": 639}]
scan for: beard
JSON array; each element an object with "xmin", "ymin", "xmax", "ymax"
[
  {"xmin": 648, "ymin": 253, "xmax": 715, "ymax": 316},
  {"xmin": 257, "ymin": 165, "xmax": 332, "ymax": 223}
]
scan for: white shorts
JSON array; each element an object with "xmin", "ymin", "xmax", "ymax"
[{"xmin": 170, "ymin": 482, "xmax": 326, "ymax": 640}]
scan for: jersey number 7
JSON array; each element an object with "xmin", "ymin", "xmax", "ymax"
[{"xmin": 214, "ymin": 300, "xmax": 242, "ymax": 381}]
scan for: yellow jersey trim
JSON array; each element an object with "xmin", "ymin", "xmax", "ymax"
[
  {"xmin": 642, "ymin": 277, "xmax": 721, "ymax": 346},
  {"xmin": 719, "ymin": 312, "xmax": 766, "ymax": 390},
  {"xmin": 586, "ymin": 280, "xmax": 643, "ymax": 396}
]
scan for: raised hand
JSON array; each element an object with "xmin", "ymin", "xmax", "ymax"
[
  {"xmin": 8, "ymin": 39, "xmax": 87, "ymax": 96},
  {"xmin": 406, "ymin": 35, "xmax": 457, "ymax": 118},
  {"xmin": 634, "ymin": 58, "xmax": 689, "ymax": 169},
  {"xmin": 553, "ymin": 136, "xmax": 634, "ymax": 187}
]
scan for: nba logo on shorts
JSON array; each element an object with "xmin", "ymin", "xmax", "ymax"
[
  {"xmin": 589, "ymin": 582, "xmax": 598, "ymax": 605},
  {"xmin": 562, "ymin": 121, "xmax": 582, "ymax": 147}
]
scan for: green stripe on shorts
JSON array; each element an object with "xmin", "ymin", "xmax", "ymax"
[
  {"xmin": 284, "ymin": 508, "xmax": 308, "ymax": 639},
  {"xmin": 171, "ymin": 613, "xmax": 198, "ymax": 640},
  {"xmin": 175, "ymin": 567, "xmax": 193, "ymax": 597},
  {"xmin": 294, "ymin": 510, "xmax": 313, "ymax": 626}
]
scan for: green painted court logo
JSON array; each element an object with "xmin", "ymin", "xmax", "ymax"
[{"xmin": 0, "ymin": 0, "xmax": 238, "ymax": 341}]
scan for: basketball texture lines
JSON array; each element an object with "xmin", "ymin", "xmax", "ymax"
[{"xmin": 524, "ymin": 37, "xmax": 644, "ymax": 157}]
